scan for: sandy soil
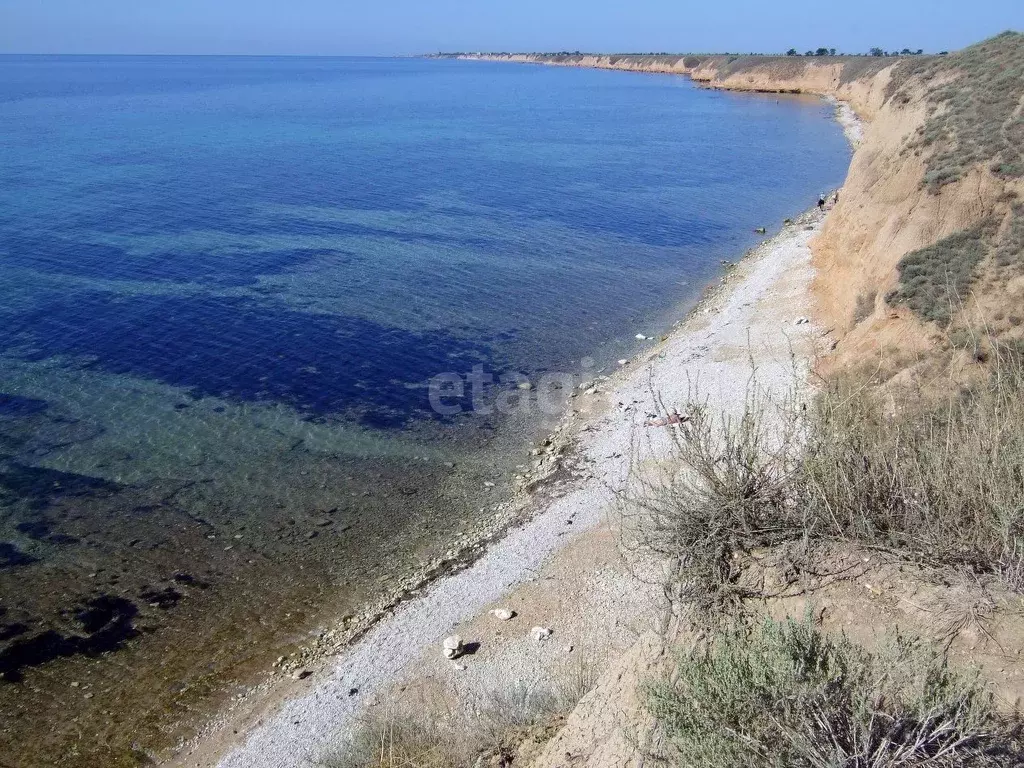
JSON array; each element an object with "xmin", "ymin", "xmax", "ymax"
[{"xmin": 167, "ymin": 195, "xmax": 834, "ymax": 768}]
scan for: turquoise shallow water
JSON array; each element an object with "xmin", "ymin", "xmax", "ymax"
[{"xmin": 0, "ymin": 54, "xmax": 849, "ymax": 759}]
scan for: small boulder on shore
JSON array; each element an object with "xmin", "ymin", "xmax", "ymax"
[
  {"xmin": 443, "ymin": 634, "xmax": 464, "ymax": 659},
  {"xmin": 490, "ymin": 608, "xmax": 515, "ymax": 621},
  {"xmin": 530, "ymin": 626, "xmax": 553, "ymax": 641}
]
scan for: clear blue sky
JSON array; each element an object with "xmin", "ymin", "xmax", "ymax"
[{"xmin": 0, "ymin": 0, "xmax": 1020, "ymax": 56}]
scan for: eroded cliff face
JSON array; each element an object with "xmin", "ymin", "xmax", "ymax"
[{"xmin": 456, "ymin": 40, "xmax": 1024, "ymax": 375}]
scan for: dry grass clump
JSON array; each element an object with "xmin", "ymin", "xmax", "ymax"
[
  {"xmin": 852, "ymin": 289, "xmax": 877, "ymax": 325},
  {"xmin": 887, "ymin": 220, "xmax": 998, "ymax": 325},
  {"xmin": 800, "ymin": 359, "xmax": 1024, "ymax": 571},
  {"xmin": 321, "ymin": 657, "xmax": 599, "ymax": 768},
  {"xmin": 995, "ymin": 204, "xmax": 1024, "ymax": 271},
  {"xmin": 623, "ymin": 353, "xmax": 1024, "ymax": 613},
  {"xmin": 646, "ymin": 615, "xmax": 1021, "ymax": 767},
  {"xmin": 889, "ymin": 32, "xmax": 1024, "ymax": 189}
]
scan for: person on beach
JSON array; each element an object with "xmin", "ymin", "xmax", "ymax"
[{"xmin": 818, "ymin": 194, "xmax": 826, "ymax": 211}]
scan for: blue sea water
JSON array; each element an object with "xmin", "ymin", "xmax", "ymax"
[
  {"xmin": 0, "ymin": 56, "xmax": 849, "ymax": 429},
  {"xmin": 0, "ymin": 54, "xmax": 850, "ymax": 756}
]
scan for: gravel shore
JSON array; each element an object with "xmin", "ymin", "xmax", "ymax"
[{"xmin": 171, "ymin": 197, "xmax": 834, "ymax": 768}]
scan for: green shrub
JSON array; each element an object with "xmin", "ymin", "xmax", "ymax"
[
  {"xmin": 886, "ymin": 220, "xmax": 997, "ymax": 325},
  {"xmin": 646, "ymin": 616, "xmax": 1020, "ymax": 767}
]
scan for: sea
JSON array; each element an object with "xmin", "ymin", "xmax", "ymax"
[{"xmin": 0, "ymin": 55, "xmax": 850, "ymax": 765}]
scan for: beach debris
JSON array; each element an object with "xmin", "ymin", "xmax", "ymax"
[
  {"xmin": 617, "ymin": 358, "xmax": 629, "ymax": 366},
  {"xmin": 794, "ymin": 316, "xmax": 810, "ymax": 326},
  {"xmin": 645, "ymin": 412, "xmax": 689, "ymax": 428},
  {"xmin": 490, "ymin": 608, "xmax": 515, "ymax": 621},
  {"xmin": 443, "ymin": 634, "xmax": 464, "ymax": 659},
  {"xmin": 754, "ymin": 227, "xmax": 767, "ymax": 234},
  {"xmin": 635, "ymin": 333, "xmax": 648, "ymax": 340},
  {"xmin": 291, "ymin": 667, "xmax": 312, "ymax": 681},
  {"xmin": 531, "ymin": 626, "xmax": 553, "ymax": 642},
  {"xmin": 584, "ymin": 387, "xmax": 597, "ymax": 396}
]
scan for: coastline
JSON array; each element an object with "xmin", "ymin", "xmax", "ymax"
[
  {"xmin": 165, "ymin": 58, "xmax": 864, "ymax": 768},
  {"xmin": 174, "ymin": 196, "xmax": 840, "ymax": 767}
]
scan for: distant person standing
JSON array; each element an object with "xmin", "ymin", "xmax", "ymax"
[{"xmin": 818, "ymin": 194, "xmax": 826, "ymax": 211}]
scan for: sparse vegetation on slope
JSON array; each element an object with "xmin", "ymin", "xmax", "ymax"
[
  {"xmin": 881, "ymin": 32, "xmax": 1024, "ymax": 329},
  {"xmin": 890, "ymin": 31, "xmax": 1024, "ymax": 188},
  {"xmin": 624, "ymin": 353, "xmax": 1024, "ymax": 614},
  {"xmin": 646, "ymin": 616, "xmax": 1021, "ymax": 768}
]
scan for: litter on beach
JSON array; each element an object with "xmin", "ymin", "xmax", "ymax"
[{"xmin": 644, "ymin": 413, "xmax": 690, "ymax": 427}]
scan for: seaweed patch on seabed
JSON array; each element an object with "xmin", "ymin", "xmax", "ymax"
[
  {"xmin": 0, "ymin": 290, "xmax": 501, "ymax": 428},
  {"xmin": 0, "ymin": 394, "xmax": 48, "ymax": 418},
  {"xmin": 0, "ymin": 594, "xmax": 140, "ymax": 682}
]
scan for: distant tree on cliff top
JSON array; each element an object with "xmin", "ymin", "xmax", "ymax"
[
  {"xmin": 870, "ymin": 47, "xmax": 884, "ymax": 56},
  {"xmin": 786, "ymin": 48, "xmax": 798, "ymax": 56}
]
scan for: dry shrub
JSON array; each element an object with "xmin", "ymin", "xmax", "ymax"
[
  {"xmin": 622, "ymin": 352, "xmax": 1024, "ymax": 614},
  {"xmin": 646, "ymin": 615, "xmax": 1021, "ymax": 767},
  {"xmin": 321, "ymin": 658, "xmax": 600, "ymax": 768},
  {"xmin": 853, "ymin": 289, "xmax": 877, "ymax": 324},
  {"xmin": 320, "ymin": 705, "xmax": 464, "ymax": 768},
  {"xmin": 803, "ymin": 353, "xmax": 1024, "ymax": 571},
  {"xmin": 619, "ymin": 383, "xmax": 806, "ymax": 613}
]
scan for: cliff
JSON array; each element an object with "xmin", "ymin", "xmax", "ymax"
[{"xmin": 449, "ymin": 37, "xmax": 1024, "ymax": 377}]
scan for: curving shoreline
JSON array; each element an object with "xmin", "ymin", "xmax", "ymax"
[
  {"xmin": 174, "ymin": 188, "xmax": 847, "ymax": 765},
  {"xmin": 164, "ymin": 55, "xmax": 867, "ymax": 768}
]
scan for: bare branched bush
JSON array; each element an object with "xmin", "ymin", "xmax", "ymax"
[
  {"xmin": 619, "ymin": 383, "xmax": 808, "ymax": 613},
  {"xmin": 852, "ymin": 289, "xmax": 877, "ymax": 324},
  {"xmin": 646, "ymin": 615, "xmax": 1021, "ymax": 767},
  {"xmin": 622, "ymin": 353, "xmax": 1024, "ymax": 615}
]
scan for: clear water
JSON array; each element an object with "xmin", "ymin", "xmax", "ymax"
[{"xmin": 0, "ymin": 55, "xmax": 850, "ymax": 762}]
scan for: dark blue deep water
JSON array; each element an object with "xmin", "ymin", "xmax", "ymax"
[
  {"xmin": 0, "ymin": 56, "xmax": 850, "ymax": 754},
  {"xmin": 0, "ymin": 56, "xmax": 849, "ymax": 433}
]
